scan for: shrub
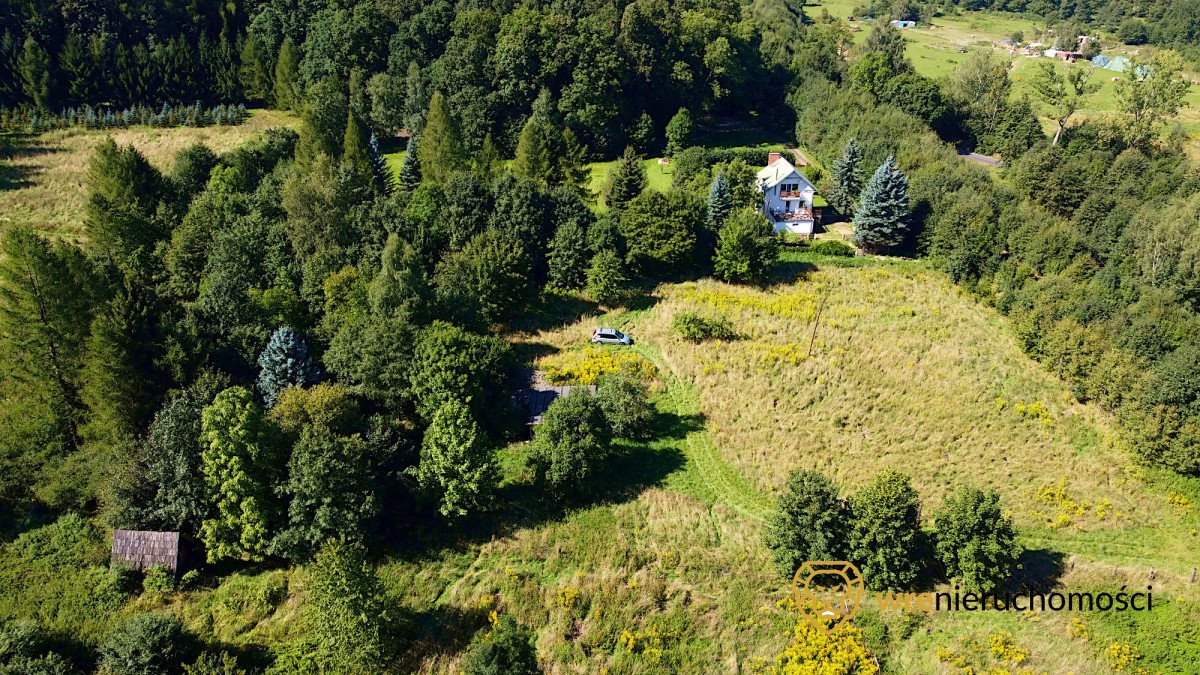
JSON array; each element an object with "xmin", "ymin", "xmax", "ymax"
[
  {"xmin": 182, "ymin": 651, "xmax": 245, "ymax": 674},
  {"xmin": 0, "ymin": 620, "xmax": 77, "ymax": 674},
  {"xmin": 848, "ymin": 470, "xmax": 921, "ymax": 591},
  {"xmin": 933, "ymin": 486, "xmax": 1020, "ymax": 593},
  {"xmin": 595, "ymin": 372, "xmax": 655, "ymax": 440},
  {"xmin": 672, "ymin": 312, "xmax": 737, "ymax": 343},
  {"xmin": 99, "ymin": 613, "xmax": 192, "ymax": 675},
  {"xmin": 811, "ymin": 240, "xmax": 855, "ymax": 257},
  {"xmin": 528, "ymin": 388, "xmax": 612, "ymax": 498},
  {"xmin": 713, "ymin": 209, "xmax": 779, "ymax": 284},
  {"xmin": 461, "ymin": 615, "xmax": 539, "ymax": 675},
  {"xmin": 307, "ymin": 539, "xmax": 388, "ymax": 672},
  {"xmin": 142, "ymin": 565, "xmax": 175, "ymax": 594},
  {"xmin": 765, "ymin": 470, "xmax": 849, "ymax": 578}
]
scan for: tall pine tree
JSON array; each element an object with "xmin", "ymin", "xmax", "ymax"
[
  {"xmin": 368, "ymin": 133, "xmax": 393, "ymax": 194},
  {"xmin": 853, "ymin": 156, "xmax": 910, "ymax": 253},
  {"xmin": 18, "ymin": 36, "xmax": 53, "ymax": 110},
  {"xmin": 273, "ymin": 38, "xmax": 301, "ymax": 111},
  {"xmin": 606, "ymin": 146, "xmax": 647, "ymax": 211},
  {"xmin": 828, "ymin": 138, "xmax": 864, "ymax": 215},
  {"xmin": 512, "ymin": 112, "xmax": 558, "ymax": 187},
  {"xmin": 416, "ymin": 91, "xmax": 465, "ymax": 184}
]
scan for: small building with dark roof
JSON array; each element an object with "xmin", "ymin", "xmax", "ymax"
[
  {"xmin": 111, "ymin": 530, "xmax": 194, "ymax": 577},
  {"xmin": 513, "ymin": 376, "xmax": 596, "ymax": 427}
]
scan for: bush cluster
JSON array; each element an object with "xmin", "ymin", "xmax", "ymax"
[
  {"xmin": 766, "ymin": 469, "xmax": 1020, "ymax": 593},
  {"xmin": 671, "ymin": 312, "xmax": 738, "ymax": 343}
]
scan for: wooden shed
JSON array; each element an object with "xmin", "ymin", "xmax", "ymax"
[{"xmin": 111, "ymin": 530, "xmax": 193, "ymax": 577}]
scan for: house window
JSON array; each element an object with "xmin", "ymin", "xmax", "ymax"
[{"xmin": 781, "ymin": 183, "xmax": 799, "ymax": 193}]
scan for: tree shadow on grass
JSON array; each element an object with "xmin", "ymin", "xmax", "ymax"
[
  {"xmin": 1009, "ymin": 548, "xmax": 1067, "ymax": 594},
  {"xmin": 511, "ymin": 291, "xmax": 601, "ymax": 334},
  {"xmin": 390, "ymin": 604, "xmax": 489, "ymax": 672},
  {"xmin": 386, "ymin": 406, "xmax": 693, "ymax": 561},
  {"xmin": 0, "ymin": 133, "xmax": 61, "ymax": 191},
  {"xmin": 772, "ymin": 260, "xmax": 819, "ymax": 284}
]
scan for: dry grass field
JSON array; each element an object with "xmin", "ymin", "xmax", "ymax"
[{"xmin": 0, "ymin": 109, "xmax": 300, "ymax": 243}]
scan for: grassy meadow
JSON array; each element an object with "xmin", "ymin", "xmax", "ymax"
[
  {"xmin": 0, "ymin": 109, "xmax": 300, "ymax": 242},
  {"xmin": 4, "ymin": 118, "xmax": 1199, "ymax": 672},
  {"xmin": 805, "ymin": 1, "xmax": 1200, "ymax": 149}
]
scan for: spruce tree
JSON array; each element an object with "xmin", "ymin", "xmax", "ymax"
[
  {"xmin": 418, "ymin": 399, "xmax": 497, "ymax": 519},
  {"xmin": 273, "ymin": 38, "xmax": 301, "ymax": 111},
  {"xmin": 17, "ymin": 36, "xmax": 52, "ymax": 110},
  {"xmin": 934, "ymin": 485, "xmax": 1020, "ymax": 593},
  {"xmin": 853, "ymin": 156, "xmax": 910, "ymax": 253},
  {"xmin": 59, "ymin": 32, "xmax": 96, "ymax": 104},
  {"xmin": 416, "ymin": 91, "xmax": 465, "ymax": 183},
  {"xmin": 368, "ymin": 233, "xmax": 430, "ymax": 320},
  {"xmin": 79, "ymin": 270, "xmax": 166, "ymax": 454},
  {"xmin": 368, "ymin": 133, "xmax": 394, "ymax": 194},
  {"xmin": 85, "ymin": 139, "xmax": 167, "ymax": 258},
  {"xmin": 829, "ymin": 138, "xmax": 864, "ymax": 215},
  {"xmin": 560, "ymin": 128, "xmax": 591, "ymax": 196},
  {"xmin": 547, "ymin": 218, "xmax": 589, "ymax": 290},
  {"xmin": 257, "ymin": 326, "xmax": 321, "ymax": 407},
  {"xmin": 397, "ymin": 136, "xmax": 422, "ymax": 192},
  {"xmin": 706, "ymin": 170, "xmax": 733, "ymax": 229},
  {"xmin": 606, "ymin": 146, "xmax": 647, "ymax": 211},
  {"xmin": 512, "ymin": 113, "xmax": 557, "ymax": 187}
]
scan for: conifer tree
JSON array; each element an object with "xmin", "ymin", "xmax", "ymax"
[
  {"xmin": 397, "ymin": 136, "xmax": 422, "ymax": 192},
  {"xmin": 273, "ymin": 38, "xmax": 301, "ymax": 111},
  {"xmin": 17, "ymin": 36, "xmax": 53, "ymax": 110},
  {"xmin": 418, "ymin": 399, "xmax": 497, "ymax": 519},
  {"xmin": 560, "ymin": 128, "xmax": 591, "ymax": 197},
  {"xmin": 828, "ymin": 138, "xmax": 864, "ymax": 215},
  {"xmin": 547, "ymin": 218, "xmax": 589, "ymax": 290},
  {"xmin": 368, "ymin": 233, "xmax": 430, "ymax": 320},
  {"xmin": 473, "ymin": 134, "xmax": 503, "ymax": 181},
  {"xmin": 512, "ymin": 112, "xmax": 557, "ymax": 187},
  {"xmin": 85, "ymin": 139, "xmax": 167, "ymax": 258},
  {"xmin": 0, "ymin": 227, "xmax": 98, "ymax": 453},
  {"xmin": 416, "ymin": 91, "xmax": 465, "ymax": 183},
  {"xmin": 257, "ymin": 327, "xmax": 321, "ymax": 408},
  {"xmin": 340, "ymin": 109, "xmax": 374, "ymax": 196},
  {"xmin": 606, "ymin": 146, "xmax": 647, "ymax": 211},
  {"xmin": 368, "ymin": 133, "xmax": 393, "ymax": 194},
  {"xmin": 79, "ymin": 270, "xmax": 166, "ymax": 453},
  {"xmin": 853, "ymin": 156, "xmax": 910, "ymax": 253},
  {"xmin": 59, "ymin": 33, "xmax": 96, "ymax": 104},
  {"xmin": 706, "ymin": 170, "xmax": 733, "ymax": 229}
]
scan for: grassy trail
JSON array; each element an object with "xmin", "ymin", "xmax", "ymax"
[{"xmin": 634, "ymin": 343, "xmax": 774, "ymax": 522}]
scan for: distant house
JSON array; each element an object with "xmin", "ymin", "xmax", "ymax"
[
  {"xmin": 756, "ymin": 152, "xmax": 823, "ymax": 238},
  {"xmin": 890, "ymin": 20, "xmax": 916, "ymax": 29},
  {"xmin": 111, "ymin": 530, "xmax": 194, "ymax": 577},
  {"xmin": 1056, "ymin": 51, "xmax": 1084, "ymax": 63}
]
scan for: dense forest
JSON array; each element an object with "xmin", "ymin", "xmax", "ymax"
[
  {"xmin": 1, "ymin": 0, "xmax": 1199, "ymax": 669},
  {"xmin": 0, "ymin": 0, "xmax": 806, "ymax": 155}
]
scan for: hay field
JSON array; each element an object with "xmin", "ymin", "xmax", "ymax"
[{"xmin": 0, "ymin": 109, "xmax": 300, "ymax": 243}]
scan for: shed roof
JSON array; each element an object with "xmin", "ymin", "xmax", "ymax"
[
  {"xmin": 514, "ymin": 384, "xmax": 596, "ymax": 425},
  {"xmin": 756, "ymin": 157, "xmax": 814, "ymax": 190},
  {"xmin": 111, "ymin": 529, "xmax": 184, "ymax": 573}
]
